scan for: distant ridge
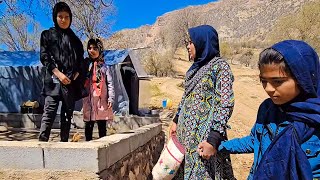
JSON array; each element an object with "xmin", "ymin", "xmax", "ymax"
[{"xmin": 104, "ymin": 0, "xmax": 314, "ymax": 49}]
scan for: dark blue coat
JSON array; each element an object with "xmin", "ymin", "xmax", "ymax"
[{"xmin": 219, "ymin": 40, "xmax": 320, "ymax": 179}]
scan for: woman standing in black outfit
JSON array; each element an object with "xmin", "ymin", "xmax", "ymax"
[{"xmin": 38, "ymin": 2, "xmax": 85, "ymax": 142}]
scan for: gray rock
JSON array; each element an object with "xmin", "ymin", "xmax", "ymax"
[
  {"xmin": 160, "ymin": 110, "xmax": 174, "ymax": 119},
  {"xmin": 0, "ymin": 126, "xmax": 8, "ymax": 132}
]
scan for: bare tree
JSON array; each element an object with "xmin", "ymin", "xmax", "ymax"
[
  {"xmin": 238, "ymin": 50, "xmax": 254, "ymax": 67},
  {"xmin": 138, "ymin": 7, "xmax": 207, "ymax": 77},
  {"xmin": 0, "ymin": 0, "xmax": 116, "ymax": 50},
  {"xmin": 142, "ymin": 49, "xmax": 175, "ymax": 77},
  {"xmin": 0, "ymin": 0, "xmax": 40, "ymax": 51},
  {"xmin": 268, "ymin": 1, "xmax": 320, "ymax": 52},
  {"xmin": 159, "ymin": 7, "xmax": 207, "ymax": 51},
  {"xmin": 43, "ymin": 0, "xmax": 116, "ymax": 39},
  {"xmin": 0, "ymin": 15, "xmax": 40, "ymax": 51}
]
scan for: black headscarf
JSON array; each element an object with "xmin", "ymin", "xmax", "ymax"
[
  {"xmin": 50, "ymin": 2, "xmax": 82, "ymax": 78},
  {"xmin": 53, "ymin": 2, "xmax": 72, "ymax": 29}
]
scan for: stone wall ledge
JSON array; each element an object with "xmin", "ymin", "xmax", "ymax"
[{"xmin": 0, "ymin": 123, "xmax": 162, "ymax": 175}]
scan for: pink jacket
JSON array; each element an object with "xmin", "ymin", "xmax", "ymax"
[{"xmin": 83, "ymin": 62, "xmax": 114, "ymax": 121}]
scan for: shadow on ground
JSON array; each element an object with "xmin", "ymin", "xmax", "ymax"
[{"xmin": 0, "ymin": 128, "xmax": 103, "ymax": 142}]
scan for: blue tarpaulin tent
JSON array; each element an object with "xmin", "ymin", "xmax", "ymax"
[
  {"xmin": 0, "ymin": 51, "xmax": 43, "ymax": 113},
  {"xmin": 0, "ymin": 50, "xmax": 148, "ymax": 114}
]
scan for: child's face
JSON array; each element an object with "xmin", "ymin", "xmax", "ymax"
[
  {"xmin": 88, "ymin": 44, "xmax": 100, "ymax": 59},
  {"xmin": 260, "ymin": 63, "xmax": 300, "ymax": 105},
  {"xmin": 56, "ymin": 11, "xmax": 70, "ymax": 29}
]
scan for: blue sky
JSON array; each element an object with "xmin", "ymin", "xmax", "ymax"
[
  {"xmin": 37, "ymin": 0, "xmax": 217, "ymax": 33},
  {"xmin": 112, "ymin": 0, "xmax": 217, "ymax": 32}
]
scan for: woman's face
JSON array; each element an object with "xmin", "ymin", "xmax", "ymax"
[
  {"xmin": 260, "ymin": 63, "xmax": 300, "ymax": 105},
  {"xmin": 56, "ymin": 11, "xmax": 70, "ymax": 29},
  {"xmin": 88, "ymin": 44, "xmax": 100, "ymax": 59},
  {"xmin": 186, "ymin": 40, "xmax": 196, "ymax": 61}
]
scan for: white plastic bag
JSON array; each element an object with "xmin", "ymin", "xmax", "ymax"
[{"xmin": 152, "ymin": 135, "xmax": 185, "ymax": 180}]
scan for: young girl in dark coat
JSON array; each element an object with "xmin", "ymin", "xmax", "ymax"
[{"xmin": 39, "ymin": 2, "xmax": 84, "ymax": 142}]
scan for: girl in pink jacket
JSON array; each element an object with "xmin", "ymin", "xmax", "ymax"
[{"xmin": 82, "ymin": 38, "xmax": 115, "ymax": 141}]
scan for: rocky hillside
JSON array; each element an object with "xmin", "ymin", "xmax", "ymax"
[{"xmin": 104, "ymin": 0, "xmax": 315, "ymax": 49}]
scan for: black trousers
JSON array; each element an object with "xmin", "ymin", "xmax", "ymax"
[
  {"xmin": 38, "ymin": 96, "xmax": 73, "ymax": 142},
  {"xmin": 84, "ymin": 120, "xmax": 107, "ymax": 141}
]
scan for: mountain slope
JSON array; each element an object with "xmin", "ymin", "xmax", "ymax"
[{"xmin": 104, "ymin": 0, "xmax": 315, "ymax": 49}]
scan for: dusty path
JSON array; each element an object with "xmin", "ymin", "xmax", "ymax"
[
  {"xmin": 150, "ymin": 57, "xmax": 268, "ymax": 180},
  {"xmin": 150, "ymin": 77, "xmax": 184, "ymax": 107},
  {"xmin": 228, "ymin": 67, "xmax": 268, "ymax": 179}
]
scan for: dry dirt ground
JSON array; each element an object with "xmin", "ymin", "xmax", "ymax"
[
  {"xmin": 149, "ymin": 58, "xmax": 268, "ymax": 180},
  {"xmin": 0, "ymin": 170, "xmax": 97, "ymax": 180}
]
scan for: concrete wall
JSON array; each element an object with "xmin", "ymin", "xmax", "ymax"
[
  {"xmin": 0, "ymin": 112, "xmax": 159, "ymax": 130},
  {"xmin": 100, "ymin": 131, "xmax": 164, "ymax": 179},
  {"xmin": 0, "ymin": 123, "xmax": 164, "ymax": 179}
]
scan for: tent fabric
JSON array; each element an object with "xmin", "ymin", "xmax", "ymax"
[
  {"xmin": 102, "ymin": 49, "xmax": 149, "ymax": 78},
  {"xmin": 0, "ymin": 51, "xmax": 43, "ymax": 113},
  {"xmin": 0, "ymin": 49, "xmax": 146, "ymax": 114},
  {"xmin": 110, "ymin": 65, "xmax": 130, "ymax": 115},
  {"xmin": 0, "ymin": 51, "xmax": 41, "ymax": 67},
  {"xmin": 0, "ymin": 66, "xmax": 43, "ymax": 113},
  {"xmin": 103, "ymin": 49, "xmax": 130, "ymax": 65}
]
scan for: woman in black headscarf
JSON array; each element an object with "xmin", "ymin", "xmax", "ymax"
[{"xmin": 39, "ymin": 2, "xmax": 84, "ymax": 142}]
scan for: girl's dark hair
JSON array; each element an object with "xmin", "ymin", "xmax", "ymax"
[
  {"xmin": 53, "ymin": 2, "xmax": 72, "ymax": 28},
  {"xmin": 87, "ymin": 38, "xmax": 104, "ymax": 59},
  {"xmin": 258, "ymin": 48, "xmax": 292, "ymax": 76}
]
